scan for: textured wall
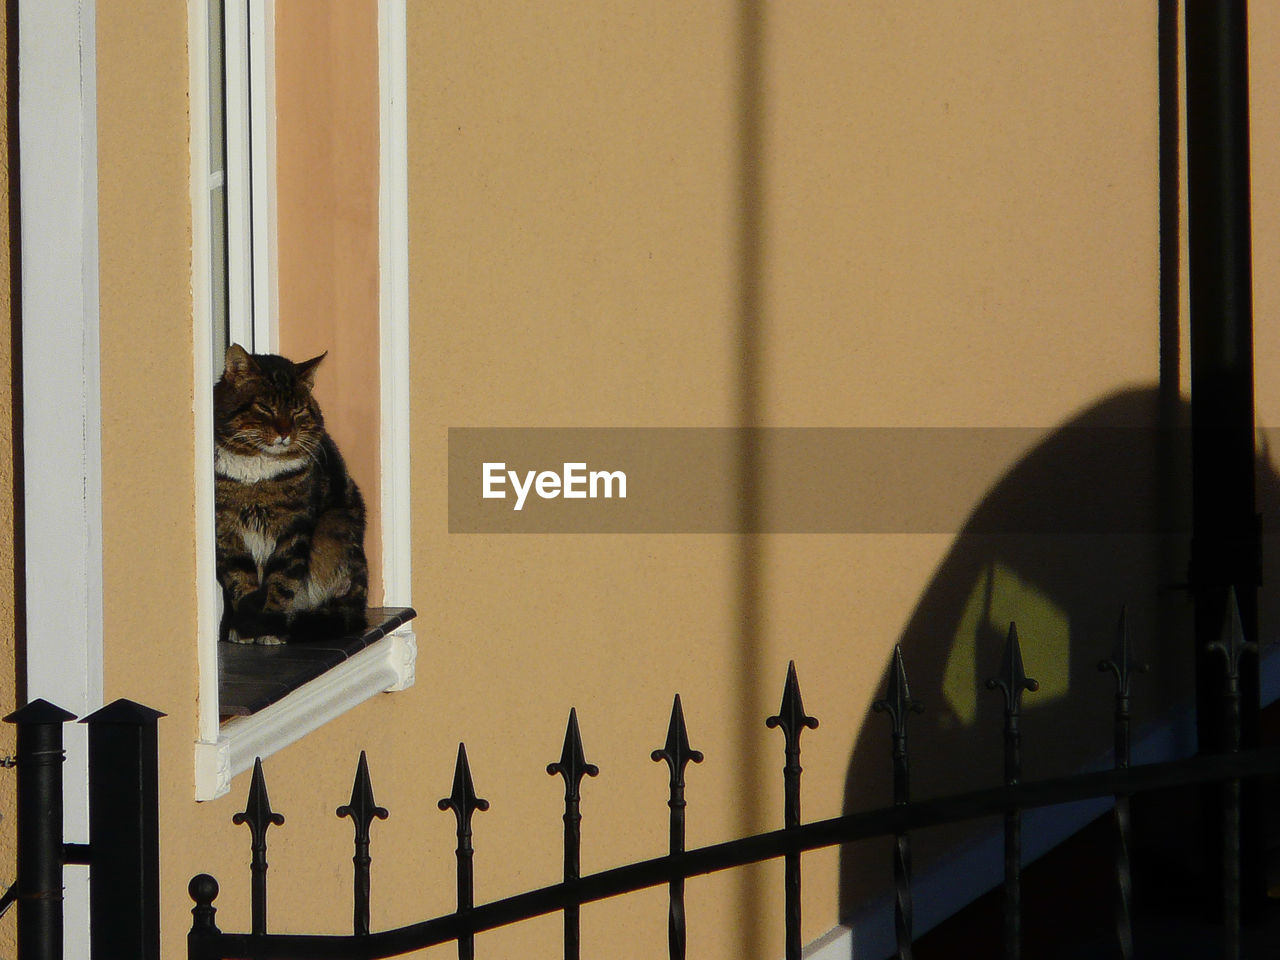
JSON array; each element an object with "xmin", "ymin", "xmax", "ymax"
[
  {"xmin": 73, "ymin": 2, "xmax": 1280, "ymax": 959},
  {"xmin": 94, "ymin": 1, "xmax": 203, "ymax": 957},
  {"xmin": 0, "ymin": 2, "xmax": 16, "ymax": 955}
]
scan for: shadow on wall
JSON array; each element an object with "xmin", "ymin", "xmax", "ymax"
[{"xmin": 835, "ymin": 386, "xmax": 1280, "ymax": 936}]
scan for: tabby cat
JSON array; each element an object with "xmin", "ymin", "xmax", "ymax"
[{"xmin": 214, "ymin": 344, "xmax": 368, "ymax": 644}]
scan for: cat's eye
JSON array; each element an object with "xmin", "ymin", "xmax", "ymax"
[{"xmin": 252, "ymin": 402, "xmax": 274, "ymax": 416}]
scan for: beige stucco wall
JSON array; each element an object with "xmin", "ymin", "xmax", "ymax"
[
  {"xmin": 94, "ymin": 2, "xmax": 207, "ymax": 957},
  {"xmin": 0, "ymin": 4, "xmax": 16, "ymax": 957},
  {"xmin": 75, "ymin": 2, "xmax": 1280, "ymax": 960},
  {"xmin": 403, "ymin": 2, "xmax": 1167, "ymax": 956}
]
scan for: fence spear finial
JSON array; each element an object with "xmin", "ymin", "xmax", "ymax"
[
  {"xmin": 652, "ymin": 694, "xmax": 704, "ymax": 787},
  {"xmin": 985, "ymin": 622, "xmax": 1038, "ymax": 960},
  {"xmin": 547, "ymin": 708, "xmax": 599, "ymax": 796},
  {"xmin": 873, "ymin": 645, "xmax": 924, "ymax": 742},
  {"xmin": 652, "ymin": 694, "xmax": 702, "ymax": 960},
  {"xmin": 1208, "ymin": 585, "xmax": 1258, "ymax": 678},
  {"xmin": 1098, "ymin": 605, "xmax": 1149, "ymax": 700},
  {"xmin": 234, "ymin": 758, "xmax": 285, "ymax": 838},
  {"xmin": 232, "ymin": 758, "xmax": 284, "ymax": 936},
  {"xmin": 338, "ymin": 751, "xmax": 390, "ymax": 829},
  {"xmin": 547, "ymin": 710, "xmax": 597, "ymax": 960},
  {"xmin": 338, "ymin": 751, "xmax": 389, "ymax": 937},
  {"xmin": 439, "ymin": 743, "xmax": 489, "ymax": 827},
  {"xmin": 986, "ymin": 622, "xmax": 1039, "ymax": 715},
  {"xmin": 439, "ymin": 744, "xmax": 487, "ymax": 960},
  {"xmin": 768, "ymin": 661, "xmax": 818, "ymax": 960},
  {"xmin": 767, "ymin": 661, "xmax": 819, "ymax": 750}
]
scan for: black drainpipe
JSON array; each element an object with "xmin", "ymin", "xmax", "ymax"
[{"xmin": 1184, "ymin": 0, "xmax": 1262, "ymax": 907}]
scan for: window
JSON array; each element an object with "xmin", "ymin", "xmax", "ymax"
[{"xmin": 190, "ymin": 0, "xmax": 414, "ymax": 800}]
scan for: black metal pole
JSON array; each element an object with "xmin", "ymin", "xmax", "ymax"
[
  {"xmin": 337, "ymin": 751, "xmax": 388, "ymax": 937},
  {"xmin": 1184, "ymin": 5, "xmax": 1261, "ymax": 919},
  {"xmin": 767, "ymin": 662, "xmax": 818, "ymax": 960},
  {"xmin": 987, "ymin": 625, "xmax": 1038, "ymax": 960},
  {"xmin": 6, "ymin": 699, "xmax": 75, "ymax": 960},
  {"xmin": 652, "ymin": 695, "xmax": 703, "ymax": 960},
  {"xmin": 547, "ymin": 709, "xmax": 598, "ymax": 960},
  {"xmin": 873, "ymin": 645, "xmax": 923, "ymax": 960},
  {"xmin": 1210, "ymin": 592, "xmax": 1256, "ymax": 960},
  {"xmin": 439, "ymin": 743, "xmax": 488, "ymax": 960},
  {"xmin": 82, "ymin": 699, "xmax": 164, "ymax": 960},
  {"xmin": 233, "ymin": 758, "xmax": 285, "ymax": 937},
  {"xmin": 1099, "ymin": 609, "xmax": 1146, "ymax": 960}
]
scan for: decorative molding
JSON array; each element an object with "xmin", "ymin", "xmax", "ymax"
[
  {"xmin": 195, "ymin": 626, "xmax": 417, "ymax": 801},
  {"xmin": 387, "ymin": 629, "xmax": 417, "ymax": 692}
]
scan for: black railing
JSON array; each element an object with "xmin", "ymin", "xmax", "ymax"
[
  {"xmin": 182, "ymin": 600, "xmax": 1272, "ymax": 960},
  {"xmin": 1, "ymin": 601, "xmax": 1267, "ymax": 960},
  {"xmin": 4, "ymin": 698, "xmax": 163, "ymax": 960}
]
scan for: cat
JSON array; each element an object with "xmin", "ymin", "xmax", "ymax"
[{"xmin": 214, "ymin": 343, "xmax": 369, "ymax": 644}]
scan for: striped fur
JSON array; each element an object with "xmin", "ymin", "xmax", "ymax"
[{"xmin": 214, "ymin": 344, "xmax": 368, "ymax": 644}]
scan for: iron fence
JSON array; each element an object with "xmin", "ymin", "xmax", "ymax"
[
  {"xmin": 182, "ymin": 597, "xmax": 1270, "ymax": 960},
  {"xmin": 4, "ymin": 596, "xmax": 1273, "ymax": 960},
  {"xmin": 4, "ymin": 698, "xmax": 162, "ymax": 960}
]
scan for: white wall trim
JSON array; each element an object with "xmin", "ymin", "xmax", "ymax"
[
  {"xmin": 190, "ymin": 0, "xmax": 223, "ymax": 748},
  {"xmin": 378, "ymin": 0, "xmax": 412, "ymax": 606},
  {"xmin": 19, "ymin": 0, "xmax": 103, "ymax": 952}
]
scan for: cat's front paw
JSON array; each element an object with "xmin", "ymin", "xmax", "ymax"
[
  {"xmin": 230, "ymin": 607, "xmax": 288, "ymax": 641},
  {"xmin": 226, "ymin": 628, "xmax": 255, "ymax": 645},
  {"xmin": 255, "ymin": 634, "xmax": 286, "ymax": 645}
]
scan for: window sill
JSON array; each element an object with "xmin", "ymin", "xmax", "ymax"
[{"xmin": 194, "ymin": 607, "xmax": 416, "ymax": 801}]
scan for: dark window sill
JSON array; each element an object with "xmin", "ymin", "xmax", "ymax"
[{"xmin": 217, "ymin": 607, "xmax": 417, "ymax": 720}]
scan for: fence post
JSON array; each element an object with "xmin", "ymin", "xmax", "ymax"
[
  {"xmin": 81, "ymin": 699, "xmax": 164, "ymax": 960},
  {"xmin": 233, "ymin": 758, "xmax": 284, "ymax": 936},
  {"xmin": 1208, "ymin": 588, "xmax": 1256, "ymax": 960},
  {"xmin": 5, "ymin": 699, "xmax": 76, "ymax": 960},
  {"xmin": 873, "ymin": 645, "xmax": 923, "ymax": 960},
  {"xmin": 338, "ymin": 751, "xmax": 389, "ymax": 937},
  {"xmin": 187, "ymin": 873, "xmax": 221, "ymax": 960},
  {"xmin": 652, "ymin": 695, "xmax": 703, "ymax": 960},
  {"xmin": 440, "ymin": 743, "xmax": 488, "ymax": 960},
  {"xmin": 767, "ymin": 662, "xmax": 818, "ymax": 960},
  {"xmin": 547, "ymin": 708, "xmax": 598, "ymax": 960},
  {"xmin": 986, "ymin": 624, "xmax": 1038, "ymax": 960},
  {"xmin": 1099, "ymin": 608, "xmax": 1147, "ymax": 960}
]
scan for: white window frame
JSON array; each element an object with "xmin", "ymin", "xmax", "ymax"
[
  {"xmin": 189, "ymin": 0, "xmax": 415, "ymax": 801},
  {"xmin": 222, "ymin": 0, "xmax": 278, "ymax": 353}
]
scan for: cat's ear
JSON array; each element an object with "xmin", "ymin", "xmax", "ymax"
[
  {"xmin": 294, "ymin": 351, "xmax": 327, "ymax": 388},
  {"xmin": 224, "ymin": 344, "xmax": 255, "ymax": 381}
]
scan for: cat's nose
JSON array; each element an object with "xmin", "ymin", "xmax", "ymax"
[{"xmin": 272, "ymin": 420, "xmax": 294, "ymax": 444}]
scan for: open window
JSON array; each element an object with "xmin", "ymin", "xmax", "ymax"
[{"xmin": 190, "ymin": 0, "xmax": 414, "ymax": 800}]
